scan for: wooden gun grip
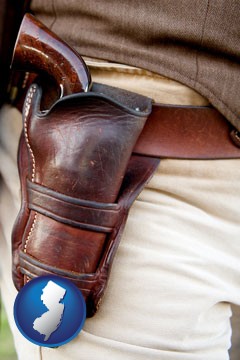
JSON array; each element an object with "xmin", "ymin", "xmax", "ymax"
[{"xmin": 12, "ymin": 13, "xmax": 91, "ymax": 98}]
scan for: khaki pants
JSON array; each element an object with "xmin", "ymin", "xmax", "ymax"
[{"xmin": 0, "ymin": 63, "xmax": 240, "ymax": 359}]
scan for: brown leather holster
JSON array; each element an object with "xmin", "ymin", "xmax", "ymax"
[{"xmin": 12, "ymin": 82, "xmax": 160, "ymax": 316}]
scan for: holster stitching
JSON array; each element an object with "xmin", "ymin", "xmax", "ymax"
[
  {"xmin": 23, "ymin": 85, "xmax": 37, "ymax": 182},
  {"xmin": 24, "ymin": 212, "xmax": 38, "ymax": 253},
  {"xmin": 23, "ymin": 85, "xmax": 38, "ymax": 252}
]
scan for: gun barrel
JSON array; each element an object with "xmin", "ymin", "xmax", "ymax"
[{"xmin": 12, "ymin": 13, "xmax": 91, "ymax": 97}]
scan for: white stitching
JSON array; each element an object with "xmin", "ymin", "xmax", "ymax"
[
  {"xmin": 23, "ymin": 85, "xmax": 37, "ymax": 252},
  {"xmin": 24, "ymin": 212, "xmax": 38, "ymax": 253},
  {"xmin": 23, "ymin": 85, "xmax": 37, "ymax": 182}
]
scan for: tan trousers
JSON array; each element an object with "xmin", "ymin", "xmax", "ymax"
[{"xmin": 0, "ymin": 63, "xmax": 240, "ymax": 360}]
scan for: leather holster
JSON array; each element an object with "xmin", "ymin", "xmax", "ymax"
[{"xmin": 12, "ymin": 82, "xmax": 159, "ymax": 316}]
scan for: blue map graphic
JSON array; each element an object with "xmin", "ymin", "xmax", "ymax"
[
  {"xmin": 33, "ymin": 281, "xmax": 66, "ymax": 341},
  {"xmin": 14, "ymin": 275, "xmax": 86, "ymax": 347}
]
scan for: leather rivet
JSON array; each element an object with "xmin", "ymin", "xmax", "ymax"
[{"xmin": 230, "ymin": 129, "xmax": 240, "ymax": 148}]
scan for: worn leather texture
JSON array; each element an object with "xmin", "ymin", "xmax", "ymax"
[
  {"xmin": 11, "ymin": 83, "xmax": 159, "ymax": 316},
  {"xmin": 134, "ymin": 105, "xmax": 240, "ymax": 159}
]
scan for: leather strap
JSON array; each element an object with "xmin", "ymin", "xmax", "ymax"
[
  {"xmin": 134, "ymin": 104, "xmax": 240, "ymax": 159},
  {"xmin": 28, "ymin": 180, "xmax": 121, "ymax": 233}
]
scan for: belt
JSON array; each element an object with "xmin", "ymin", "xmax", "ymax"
[
  {"xmin": 134, "ymin": 104, "xmax": 240, "ymax": 160},
  {"xmin": 15, "ymin": 89, "xmax": 240, "ymax": 161}
]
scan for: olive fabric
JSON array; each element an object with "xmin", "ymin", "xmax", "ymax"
[{"xmin": 30, "ymin": 0, "xmax": 240, "ymax": 130}]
